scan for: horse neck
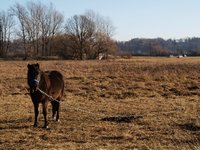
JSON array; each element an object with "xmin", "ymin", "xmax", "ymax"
[{"xmin": 39, "ymin": 71, "xmax": 50, "ymax": 91}]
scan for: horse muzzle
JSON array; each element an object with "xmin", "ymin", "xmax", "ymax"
[{"xmin": 30, "ymin": 79, "xmax": 40, "ymax": 91}]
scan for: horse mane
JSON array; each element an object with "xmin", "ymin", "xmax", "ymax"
[{"xmin": 38, "ymin": 71, "xmax": 49, "ymax": 93}]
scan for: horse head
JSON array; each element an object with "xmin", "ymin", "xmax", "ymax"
[{"xmin": 27, "ymin": 63, "xmax": 40, "ymax": 92}]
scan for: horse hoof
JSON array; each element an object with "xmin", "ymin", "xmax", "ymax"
[
  {"xmin": 33, "ymin": 124, "xmax": 38, "ymax": 127},
  {"xmin": 43, "ymin": 126, "xmax": 49, "ymax": 129},
  {"xmin": 56, "ymin": 119, "xmax": 60, "ymax": 122}
]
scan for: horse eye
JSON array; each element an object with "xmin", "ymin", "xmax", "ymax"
[{"xmin": 36, "ymin": 69, "xmax": 40, "ymax": 74}]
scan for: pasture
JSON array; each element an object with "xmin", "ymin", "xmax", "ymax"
[{"xmin": 1, "ymin": 57, "xmax": 200, "ymax": 149}]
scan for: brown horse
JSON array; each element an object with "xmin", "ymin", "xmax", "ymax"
[{"xmin": 27, "ymin": 63, "xmax": 64, "ymax": 128}]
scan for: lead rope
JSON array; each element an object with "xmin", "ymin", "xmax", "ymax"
[
  {"xmin": 36, "ymin": 87, "xmax": 181, "ymax": 122},
  {"xmin": 36, "ymin": 87, "xmax": 110, "ymax": 120},
  {"xmin": 37, "ymin": 88, "xmax": 61, "ymax": 103},
  {"xmin": 37, "ymin": 87, "xmax": 145, "ymax": 122}
]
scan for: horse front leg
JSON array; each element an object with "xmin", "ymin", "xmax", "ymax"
[
  {"xmin": 55, "ymin": 101, "xmax": 60, "ymax": 122},
  {"xmin": 42, "ymin": 102, "xmax": 49, "ymax": 129},
  {"xmin": 33, "ymin": 103, "xmax": 39, "ymax": 127}
]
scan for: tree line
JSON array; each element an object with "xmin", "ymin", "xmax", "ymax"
[
  {"xmin": 117, "ymin": 38, "xmax": 200, "ymax": 56},
  {"xmin": 0, "ymin": 1, "xmax": 117, "ymax": 59}
]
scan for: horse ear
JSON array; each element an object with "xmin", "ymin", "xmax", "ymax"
[
  {"xmin": 27, "ymin": 64, "xmax": 30, "ymax": 69},
  {"xmin": 36, "ymin": 63, "xmax": 40, "ymax": 69}
]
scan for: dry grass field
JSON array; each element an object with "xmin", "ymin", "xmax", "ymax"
[{"xmin": 1, "ymin": 57, "xmax": 200, "ymax": 149}]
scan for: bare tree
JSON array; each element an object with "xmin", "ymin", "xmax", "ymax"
[
  {"xmin": 85, "ymin": 10, "xmax": 115, "ymax": 37},
  {"xmin": 0, "ymin": 18, "xmax": 3, "ymax": 56},
  {"xmin": 25, "ymin": 1, "xmax": 40, "ymax": 56},
  {"xmin": 10, "ymin": 1, "xmax": 64, "ymax": 58},
  {"xmin": 65, "ymin": 15, "xmax": 96, "ymax": 59},
  {"xmin": 46, "ymin": 4, "xmax": 64, "ymax": 56},
  {"xmin": 10, "ymin": 3, "xmax": 28, "ymax": 57},
  {"xmin": 65, "ymin": 11, "xmax": 116, "ymax": 59},
  {"xmin": 0, "ymin": 10, "xmax": 15, "ymax": 57}
]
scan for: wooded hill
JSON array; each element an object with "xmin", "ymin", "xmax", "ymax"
[{"xmin": 117, "ymin": 38, "xmax": 200, "ymax": 56}]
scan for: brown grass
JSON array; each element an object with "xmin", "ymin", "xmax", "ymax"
[{"xmin": 1, "ymin": 57, "xmax": 200, "ymax": 149}]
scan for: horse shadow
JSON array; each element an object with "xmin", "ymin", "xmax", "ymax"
[
  {"xmin": 101, "ymin": 114, "xmax": 143, "ymax": 123},
  {"xmin": 177, "ymin": 122, "xmax": 200, "ymax": 131}
]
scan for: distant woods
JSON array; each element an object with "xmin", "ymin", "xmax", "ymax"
[
  {"xmin": 117, "ymin": 38, "xmax": 200, "ymax": 56},
  {"xmin": 0, "ymin": 1, "xmax": 116, "ymax": 59}
]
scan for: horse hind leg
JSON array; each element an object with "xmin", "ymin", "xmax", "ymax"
[
  {"xmin": 55, "ymin": 101, "xmax": 60, "ymax": 122},
  {"xmin": 52, "ymin": 100, "xmax": 60, "ymax": 122},
  {"xmin": 51, "ymin": 101, "xmax": 56, "ymax": 121}
]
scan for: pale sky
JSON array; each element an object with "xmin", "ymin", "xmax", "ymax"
[{"xmin": 0, "ymin": 0, "xmax": 200, "ymax": 41}]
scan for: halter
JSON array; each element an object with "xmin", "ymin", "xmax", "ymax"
[{"xmin": 28, "ymin": 70, "xmax": 41, "ymax": 92}]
